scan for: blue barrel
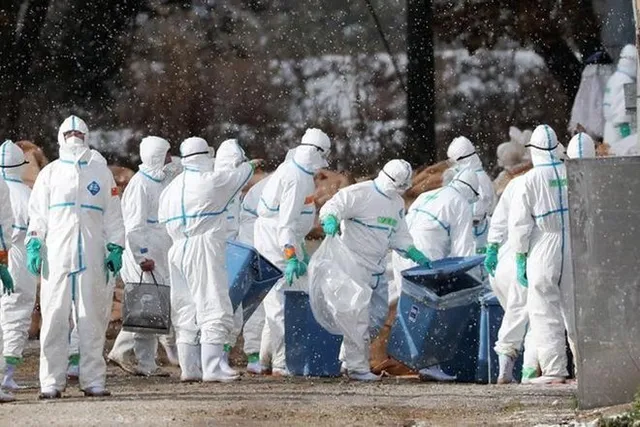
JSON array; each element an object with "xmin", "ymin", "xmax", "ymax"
[
  {"xmin": 284, "ymin": 291, "xmax": 343, "ymax": 377},
  {"xmin": 387, "ymin": 256, "xmax": 486, "ymax": 371},
  {"xmin": 226, "ymin": 241, "xmax": 282, "ymax": 322},
  {"xmin": 442, "ymin": 293, "xmax": 523, "ymax": 383}
]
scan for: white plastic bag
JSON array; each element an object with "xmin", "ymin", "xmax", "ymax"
[{"xmin": 308, "ymin": 237, "xmax": 371, "ymax": 342}]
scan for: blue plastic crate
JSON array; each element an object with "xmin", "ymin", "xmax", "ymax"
[
  {"xmin": 387, "ymin": 256, "xmax": 486, "ymax": 371},
  {"xmin": 284, "ymin": 291, "xmax": 343, "ymax": 377},
  {"xmin": 226, "ymin": 241, "xmax": 282, "ymax": 322},
  {"xmin": 442, "ymin": 294, "xmax": 523, "ymax": 383}
]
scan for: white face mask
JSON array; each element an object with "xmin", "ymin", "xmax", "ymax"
[{"xmin": 65, "ymin": 136, "xmax": 85, "ymax": 148}]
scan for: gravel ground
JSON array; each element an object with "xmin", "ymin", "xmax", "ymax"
[{"xmin": 0, "ymin": 343, "xmax": 588, "ymax": 427}]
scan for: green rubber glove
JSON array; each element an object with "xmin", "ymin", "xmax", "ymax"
[
  {"xmin": 406, "ymin": 246, "xmax": 432, "ymax": 268},
  {"xmin": 105, "ymin": 243, "xmax": 124, "ymax": 276},
  {"xmin": 321, "ymin": 214, "xmax": 340, "ymax": 237},
  {"xmin": 26, "ymin": 238, "xmax": 43, "ymax": 276},
  {"xmin": 484, "ymin": 243, "xmax": 499, "ymax": 277},
  {"xmin": 284, "ymin": 257, "xmax": 303, "ymax": 286},
  {"xmin": 516, "ymin": 252, "xmax": 528, "ymax": 287},
  {"xmin": 0, "ymin": 264, "xmax": 13, "ymax": 295},
  {"xmin": 619, "ymin": 123, "xmax": 632, "ymax": 138}
]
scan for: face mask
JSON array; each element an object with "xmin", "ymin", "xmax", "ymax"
[{"xmin": 65, "ymin": 136, "xmax": 85, "ymax": 148}]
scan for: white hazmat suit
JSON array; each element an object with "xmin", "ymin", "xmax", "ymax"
[
  {"xmin": 158, "ymin": 137, "xmax": 253, "ymax": 382},
  {"xmin": 603, "ymin": 45, "xmax": 637, "ymax": 146},
  {"xmin": 447, "ymin": 137, "xmax": 496, "ymax": 253},
  {"xmin": 0, "ymin": 162, "xmax": 13, "ymax": 402},
  {"xmin": 109, "ymin": 136, "xmax": 175, "ymax": 376},
  {"xmin": 315, "ymin": 159, "xmax": 423, "ymax": 381},
  {"xmin": 510, "ymin": 124, "xmax": 573, "ymax": 384},
  {"xmin": 28, "ymin": 115, "xmax": 125, "ymax": 397},
  {"xmin": 487, "ymin": 175, "xmax": 539, "ymax": 384},
  {"xmin": 0, "ymin": 141, "xmax": 37, "ymax": 391},
  {"xmin": 255, "ymin": 129, "xmax": 330, "ymax": 375},
  {"xmin": 235, "ymin": 174, "xmax": 270, "ymax": 374}
]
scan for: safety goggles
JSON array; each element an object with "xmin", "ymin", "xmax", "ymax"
[
  {"xmin": 300, "ymin": 143, "xmax": 329, "ymax": 158},
  {"xmin": 456, "ymin": 151, "xmax": 476, "ymax": 161},
  {"xmin": 453, "ymin": 178, "xmax": 479, "ymax": 197},
  {"xmin": 382, "ymin": 169, "xmax": 411, "ymax": 190},
  {"xmin": 180, "ymin": 150, "xmax": 210, "ymax": 159},
  {"xmin": 525, "ymin": 142, "xmax": 558, "ymax": 151}
]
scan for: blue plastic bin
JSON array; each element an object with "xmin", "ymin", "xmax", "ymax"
[
  {"xmin": 284, "ymin": 291, "xmax": 343, "ymax": 377},
  {"xmin": 442, "ymin": 294, "xmax": 523, "ymax": 383},
  {"xmin": 226, "ymin": 241, "xmax": 282, "ymax": 322},
  {"xmin": 387, "ymin": 256, "xmax": 486, "ymax": 371}
]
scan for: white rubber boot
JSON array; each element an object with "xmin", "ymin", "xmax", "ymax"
[
  {"xmin": 527, "ymin": 375, "xmax": 566, "ymax": 385},
  {"xmin": 177, "ymin": 343, "xmax": 202, "ymax": 382},
  {"xmin": 271, "ymin": 367, "xmax": 291, "ymax": 377},
  {"xmin": 161, "ymin": 342, "xmax": 180, "ymax": 367},
  {"xmin": 0, "ymin": 389, "xmax": 15, "ymax": 402},
  {"xmin": 2, "ymin": 364, "xmax": 20, "ymax": 391},
  {"xmin": 349, "ymin": 371, "xmax": 381, "ymax": 382},
  {"xmin": 497, "ymin": 354, "xmax": 516, "ymax": 384},
  {"xmin": 221, "ymin": 348, "xmax": 238, "ymax": 377},
  {"xmin": 418, "ymin": 365, "xmax": 457, "ymax": 382},
  {"xmin": 135, "ymin": 337, "xmax": 168, "ymax": 377},
  {"xmin": 201, "ymin": 344, "xmax": 238, "ymax": 383}
]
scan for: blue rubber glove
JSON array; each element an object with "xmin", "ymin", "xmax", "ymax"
[
  {"xmin": 484, "ymin": 243, "xmax": 499, "ymax": 277},
  {"xmin": 26, "ymin": 238, "xmax": 43, "ymax": 276},
  {"xmin": 321, "ymin": 214, "xmax": 340, "ymax": 237},
  {"xmin": 516, "ymin": 252, "xmax": 528, "ymax": 287},
  {"xmin": 105, "ymin": 243, "xmax": 124, "ymax": 276},
  {"xmin": 406, "ymin": 246, "xmax": 432, "ymax": 268},
  {"xmin": 620, "ymin": 123, "xmax": 632, "ymax": 138},
  {"xmin": 0, "ymin": 263, "xmax": 13, "ymax": 296}
]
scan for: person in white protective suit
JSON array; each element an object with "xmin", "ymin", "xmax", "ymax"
[
  {"xmin": 26, "ymin": 115, "xmax": 125, "ymax": 398},
  {"xmin": 316, "ymin": 159, "xmax": 431, "ymax": 381},
  {"xmin": 230, "ymin": 173, "xmax": 271, "ymax": 375},
  {"xmin": 158, "ymin": 137, "xmax": 256, "ymax": 382},
  {"xmin": 447, "ymin": 136, "xmax": 496, "ymax": 254},
  {"xmin": 603, "ymin": 44, "xmax": 637, "ymax": 146},
  {"xmin": 569, "ymin": 50, "xmax": 615, "ymax": 139},
  {"xmin": 0, "ymin": 141, "xmax": 37, "ymax": 392},
  {"xmin": 484, "ymin": 174, "xmax": 541, "ymax": 384},
  {"xmin": 254, "ymin": 129, "xmax": 330, "ymax": 376},
  {"xmin": 107, "ymin": 136, "xmax": 179, "ymax": 377},
  {"xmin": 509, "ymin": 124, "xmax": 574, "ymax": 385},
  {"xmin": 392, "ymin": 168, "xmax": 478, "ymax": 382},
  {"xmin": 0, "ymin": 157, "xmax": 14, "ymax": 403},
  {"xmin": 567, "ymin": 132, "xmax": 597, "ymax": 160},
  {"xmin": 215, "ymin": 139, "xmax": 251, "ymax": 368}
]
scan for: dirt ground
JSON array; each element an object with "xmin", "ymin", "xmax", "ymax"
[{"xmin": 0, "ymin": 342, "xmax": 597, "ymax": 427}]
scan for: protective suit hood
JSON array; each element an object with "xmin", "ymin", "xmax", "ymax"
[
  {"xmin": 567, "ymin": 132, "xmax": 596, "ymax": 159},
  {"xmin": 0, "ymin": 140, "xmax": 27, "ymax": 181},
  {"xmin": 447, "ymin": 136, "xmax": 482, "ymax": 169},
  {"xmin": 526, "ymin": 125, "xmax": 562, "ymax": 166},
  {"xmin": 58, "ymin": 115, "xmax": 90, "ymax": 159},
  {"xmin": 293, "ymin": 128, "xmax": 331, "ymax": 172},
  {"xmin": 180, "ymin": 137, "xmax": 213, "ymax": 172},
  {"xmin": 449, "ymin": 168, "xmax": 480, "ymax": 204},
  {"xmin": 374, "ymin": 159, "xmax": 412, "ymax": 195},
  {"xmin": 214, "ymin": 139, "xmax": 246, "ymax": 171},
  {"xmin": 140, "ymin": 136, "xmax": 171, "ymax": 180},
  {"xmin": 617, "ymin": 44, "xmax": 637, "ymax": 78}
]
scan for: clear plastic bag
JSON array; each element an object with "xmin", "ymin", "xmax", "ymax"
[{"xmin": 308, "ymin": 237, "xmax": 371, "ymax": 342}]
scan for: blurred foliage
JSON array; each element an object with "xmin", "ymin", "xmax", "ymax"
[{"xmin": 0, "ymin": 0, "xmax": 589, "ymax": 174}]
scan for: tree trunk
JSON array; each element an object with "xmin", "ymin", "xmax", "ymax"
[{"xmin": 407, "ymin": 0, "xmax": 436, "ymax": 166}]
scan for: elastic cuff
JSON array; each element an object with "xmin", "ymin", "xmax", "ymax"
[
  {"xmin": 68, "ymin": 354, "xmax": 80, "ymax": 366},
  {"xmin": 5, "ymin": 356, "xmax": 21, "ymax": 366}
]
